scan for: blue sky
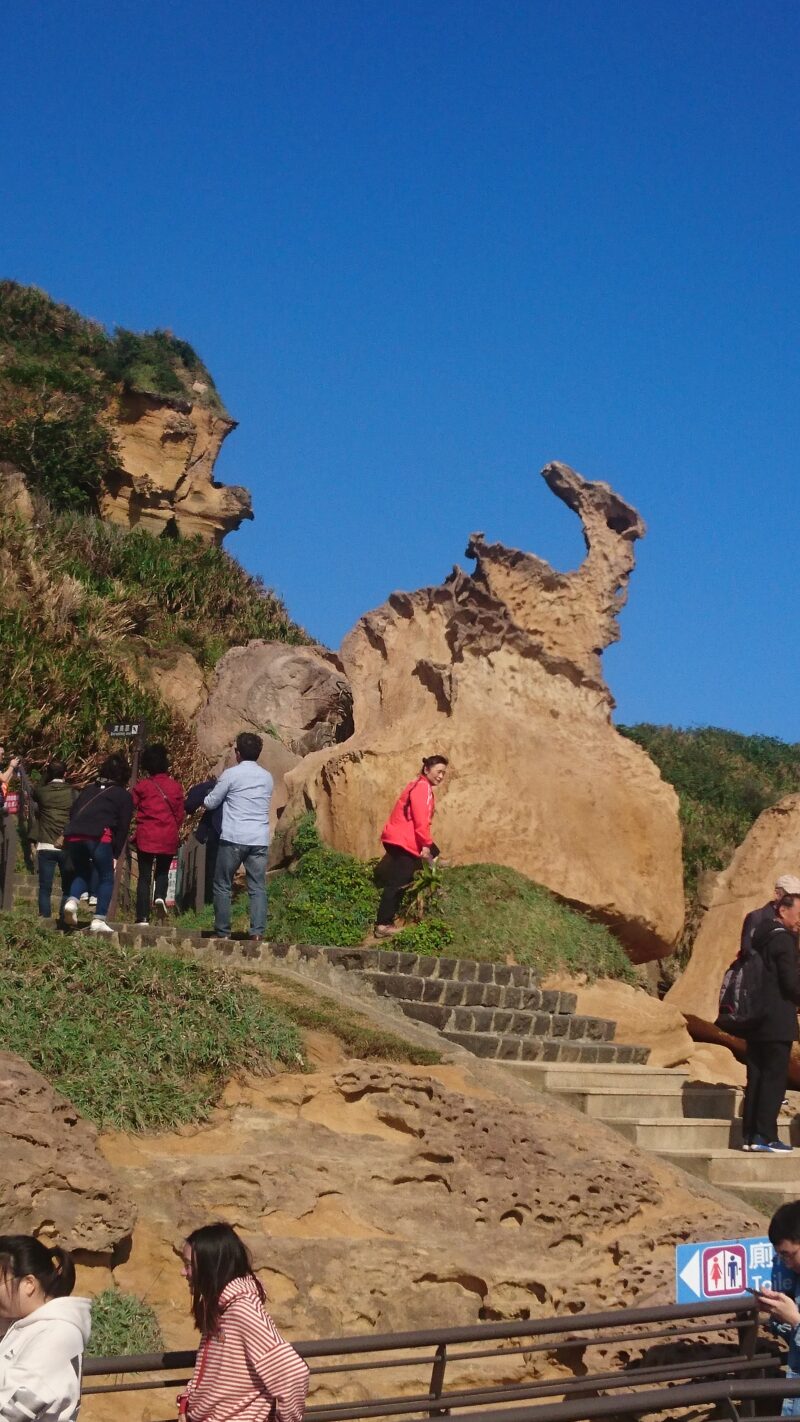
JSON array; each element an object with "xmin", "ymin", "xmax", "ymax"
[{"xmin": 3, "ymin": 1, "xmax": 799, "ymax": 737}]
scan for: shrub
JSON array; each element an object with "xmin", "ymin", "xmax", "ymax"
[
  {"xmin": 88, "ymin": 1290, "xmax": 164, "ymax": 1356},
  {"xmin": 0, "ymin": 913, "xmax": 302, "ymax": 1130}
]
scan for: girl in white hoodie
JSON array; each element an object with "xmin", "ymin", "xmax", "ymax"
[{"xmin": 0, "ymin": 1236, "xmax": 91, "ymax": 1422}]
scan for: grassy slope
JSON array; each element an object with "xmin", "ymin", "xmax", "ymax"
[
  {"xmin": 1, "ymin": 911, "xmax": 302, "ymax": 1130},
  {"xmin": 177, "ymin": 818, "xmax": 636, "ymax": 983}
]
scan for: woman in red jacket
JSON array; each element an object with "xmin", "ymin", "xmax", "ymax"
[
  {"xmin": 132, "ymin": 744, "xmax": 184, "ymax": 925},
  {"xmin": 179, "ymin": 1223, "xmax": 309, "ymax": 1422},
  {"xmin": 374, "ymin": 754, "xmax": 448, "ymax": 937}
]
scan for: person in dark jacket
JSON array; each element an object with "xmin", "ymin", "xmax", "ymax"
[
  {"xmin": 742, "ymin": 893, "xmax": 800, "ymax": 1153},
  {"xmin": 32, "ymin": 761, "xmax": 75, "ymax": 919},
  {"xmin": 132, "ymin": 744, "xmax": 184, "ymax": 925},
  {"xmin": 741, "ymin": 874, "xmax": 800, "ymax": 953},
  {"xmin": 184, "ymin": 778, "xmax": 222, "ymax": 906},
  {"xmin": 62, "ymin": 753, "xmax": 133, "ymax": 935}
]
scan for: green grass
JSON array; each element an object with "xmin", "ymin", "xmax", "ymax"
[
  {"xmin": 177, "ymin": 816, "xmax": 636, "ymax": 982},
  {"xmin": 251, "ymin": 972, "xmax": 442, "ymax": 1065},
  {"xmin": 88, "ymin": 1290, "xmax": 164, "ymax": 1356},
  {"xmin": 0, "ymin": 502, "xmax": 305, "ymax": 779},
  {"xmin": 0, "ymin": 912, "xmax": 302, "ymax": 1131}
]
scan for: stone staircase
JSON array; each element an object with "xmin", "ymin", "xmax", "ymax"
[{"xmin": 502, "ymin": 1060, "xmax": 800, "ymax": 1210}]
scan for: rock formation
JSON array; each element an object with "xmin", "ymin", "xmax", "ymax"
[
  {"xmin": 284, "ymin": 462, "xmax": 684, "ymax": 960},
  {"xmin": 669, "ymin": 793, "xmax": 800, "ymax": 1024},
  {"xmin": 194, "ymin": 641, "xmax": 353, "ymax": 819},
  {"xmin": 100, "ymin": 391, "xmax": 252, "ymax": 544},
  {"xmin": 0, "ymin": 1052, "xmax": 135, "ymax": 1252},
  {"xmin": 80, "ymin": 1057, "xmax": 762, "ymax": 1421}
]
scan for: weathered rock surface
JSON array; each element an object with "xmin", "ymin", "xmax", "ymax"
[
  {"xmin": 196, "ymin": 641, "xmax": 352, "ymax": 761},
  {"xmin": 285, "ymin": 462, "xmax": 684, "ymax": 960},
  {"xmin": 0, "ymin": 462, "xmax": 34, "ymax": 521},
  {"xmin": 195, "ymin": 641, "xmax": 353, "ymax": 820},
  {"xmin": 668, "ymin": 793, "xmax": 800, "ymax": 1024},
  {"xmin": 134, "ymin": 644, "xmax": 208, "ymax": 722},
  {"xmin": 543, "ymin": 975, "xmax": 694, "ymax": 1068},
  {"xmin": 100, "ymin": 391, "xmax": 252, "ymax": 544},
  {"xmin": 0, "ymin": 1052, "xmax": 135, "ymax": 1251},
  {"xmin": 82, "ymin": 1057, "xmax": 762, "ymax": 1422}
]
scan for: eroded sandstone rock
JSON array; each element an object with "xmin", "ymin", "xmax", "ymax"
[
  {"xmin": 0, "ymin": 1052, "xmax": 135, "ymax": 1252},
  {"xmin": 196, "ymin": 642, "xmax": 352, "ymax": 761},
  {"xmin": 668, "ymin": 793, "xmax": 800, "ymax": 1024},
  {"xmin": 83, "ymin": 1058, "xmax": 762, "ymax": 1422},
  {"xmin": 284, "ymin": 462, "xmax": 684, "ymax": 960},
  {"xmin": 99, "ymin": 391, "xmax": 252, "ymax": 544}
]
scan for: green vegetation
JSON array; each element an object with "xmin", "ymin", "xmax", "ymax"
[
  {"xmin": 178, "ymin": 815, "xmax": 636, "ymax": 982},
  {"xmin": 0, "ymin": 912, "xmax": 301, "ymax": 1130},
  {"xmin": 0, "ymin": 501, "xmax": 305, "ymax": 774},
  {"xmin": 251, "ymin": 972, "xmax": 442, "ymax": 1065},
  {"xmin": 0, "ymin": 281, "xmax": 227, "ymax": 511},
  {"xmin": 620, "ymin": 724, "xmax": 800, "ymax": 945},
  {"xmin": 88, "ymin": 1290, "xmax": 164, "ymax": 1356}
]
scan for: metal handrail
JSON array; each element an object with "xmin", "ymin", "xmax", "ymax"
[{"xmin": 81, "ymin": 1294, "xmax": 775, "ymax": 1422}]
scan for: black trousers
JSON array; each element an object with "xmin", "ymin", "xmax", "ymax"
[
  {"xmin": 376, "ymin": 845, "xmax": 421, "ymax": 925},
  {"xmin": 136, "ymin": 850, "xmax": 173, "ymax": 922},
  {"xmin": 742, "ymin": 1039, "xmax": 792, "ymax": 1143}
]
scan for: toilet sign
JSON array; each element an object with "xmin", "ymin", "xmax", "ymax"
[
  {"xmin": 676, "ymin": 1235, "xmax": 773, "ymax": 1302},
  {"xmin": 703, "ymin": 1244, "xmax": 745, "ymax": 1295}
]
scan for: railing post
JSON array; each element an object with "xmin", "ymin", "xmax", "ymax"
[
  {"xmin": 735, "ymin": 1302, "xmax": 759, "ymax": 1420},
  {"xmin": 428, "ymin": 1342, "xmax": 449, "ymax": 1417}
]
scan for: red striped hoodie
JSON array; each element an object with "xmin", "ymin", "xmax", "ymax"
[{"xmin": 186, "ymin": 1277, "xmax": 309, "ymax": 1422}]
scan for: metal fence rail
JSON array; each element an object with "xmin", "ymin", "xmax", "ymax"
[{"xmin": 83, "ymin": 1296, "xmax": 781, "ymax": 1421}]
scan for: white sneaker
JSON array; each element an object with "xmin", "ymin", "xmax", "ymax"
[
  {"xmin": 154, "ymin": 898, "xmax": 167, "ymax": 922},
  {"xmin": 79, "ymin": 892, "xmax": 89, "ymax": 903},
  {"xmin": 135, "ymin": 921, "xmax": 149, "ymax": 926},
  {"xmin": 89, "ymin": 917, "xmax": 114, "ymax": 935},
  {"xmin": 88, "ymin": 896, "xmax": 97, "ymax": 907},
  {"xmin": 63, "ymin": 898, "xmax": 78, "ymax": 926}
]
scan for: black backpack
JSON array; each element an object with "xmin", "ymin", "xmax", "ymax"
[{"xmin": 716, "ymin": 926, "xmax": 781, "ymax": 1032}]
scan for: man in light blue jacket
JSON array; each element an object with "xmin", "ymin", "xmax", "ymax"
[{"xmin": 203, "ymin": 732, "xmax": 273, "ymax": 939}]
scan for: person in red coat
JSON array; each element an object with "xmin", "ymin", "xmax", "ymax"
[
  {"xmin": 132, "ymin": 744, "xmax": 184, "ymax": 924},
  {"xmin": 374, "ymin": 755, "xmax": 448, "ymax": 937}
]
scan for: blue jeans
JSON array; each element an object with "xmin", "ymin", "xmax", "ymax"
[
  {"xmin": 66, "ymin": 841, "xmax": 115, "ymax": 917},
  {"xmin": 784, "ymin": 1369, "xmax": 800, "ymax": 1416},
  {"xmin": 213, "ymin": 840, "xmax": 268, "ymax": 936},
  {"xmin": 38, "ymin": 848, "xmax": 69, "ymax": 918}
]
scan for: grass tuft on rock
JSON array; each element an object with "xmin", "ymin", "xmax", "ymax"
[
  {"xmin": 88, "ymin": 1290, "xmax": 164, "ymax": 1356},
  {"xmin": 0, "ymin": 913, "xmax": 301, "ymax": 1131}
]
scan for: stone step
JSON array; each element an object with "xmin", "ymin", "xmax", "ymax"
[
  {"xmin": 400, "ymin": 998, "xmax": 615, "ymax": 1041},
  {"xmin": 499, "ymin": 1062, "xmax": 670, "ymax": 1091},
  {"xmin": 354, "ymin": 952, "xmax": 544, "ymax": 990},
  {"xmin": 548, "ymin": 1085, "xmax": 738, "ymax": 1121},
  {"xmin": 662, "ymin": 1148, "xmax": 800, "ymax": 1185},
  {"xmin": 609, "ymin": 1117, "xmax": 792, "ymax": 1151},
  {"xmin": 441, "ymin": 1031, "xmax": 647, "ymax": 1064},
  {"xmin": 363, "ymin": 969, "xmax": 577, "ymax": 1016},
  {"xmin": 717, "ymin": 1183, "xmax": 800, "ymax": 1210}
]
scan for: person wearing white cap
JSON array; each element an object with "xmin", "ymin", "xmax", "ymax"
[
  {"xmin": 741, "ymin": 875, "xmax": 800, "ymax": 955},
  {"xmin": 741, "ymin": 893, "xmax": 800, "ymax": 1152}
]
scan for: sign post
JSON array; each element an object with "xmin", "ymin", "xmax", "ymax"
[{"xmin": 106, "ymin": 720, "xmax": 147, "ymax": 923}]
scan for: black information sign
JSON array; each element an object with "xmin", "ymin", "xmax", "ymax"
[{"xmin": 106, "ymin": 721, "xmax": 147, "ymax": 739}]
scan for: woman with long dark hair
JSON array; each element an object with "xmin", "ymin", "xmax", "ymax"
[
  {"xmin": 179, "ymin": 1223, "xmax": 308, "ymax": 1422},
  {"xmin": 374, "ymin": 754, "xmax": 448, "ymax": 937},
  {"xmin": 0, "ymin": 1235, "xmax": 90, "ymax": 1422}
]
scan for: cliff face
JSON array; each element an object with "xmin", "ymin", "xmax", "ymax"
[
  {"xmin": 284, "ymin": 462, "xmax": 684, "ymax": 961},
  {"xmin": 100, "ymin": 391, "xmax": 252, "ymax": 544}
]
